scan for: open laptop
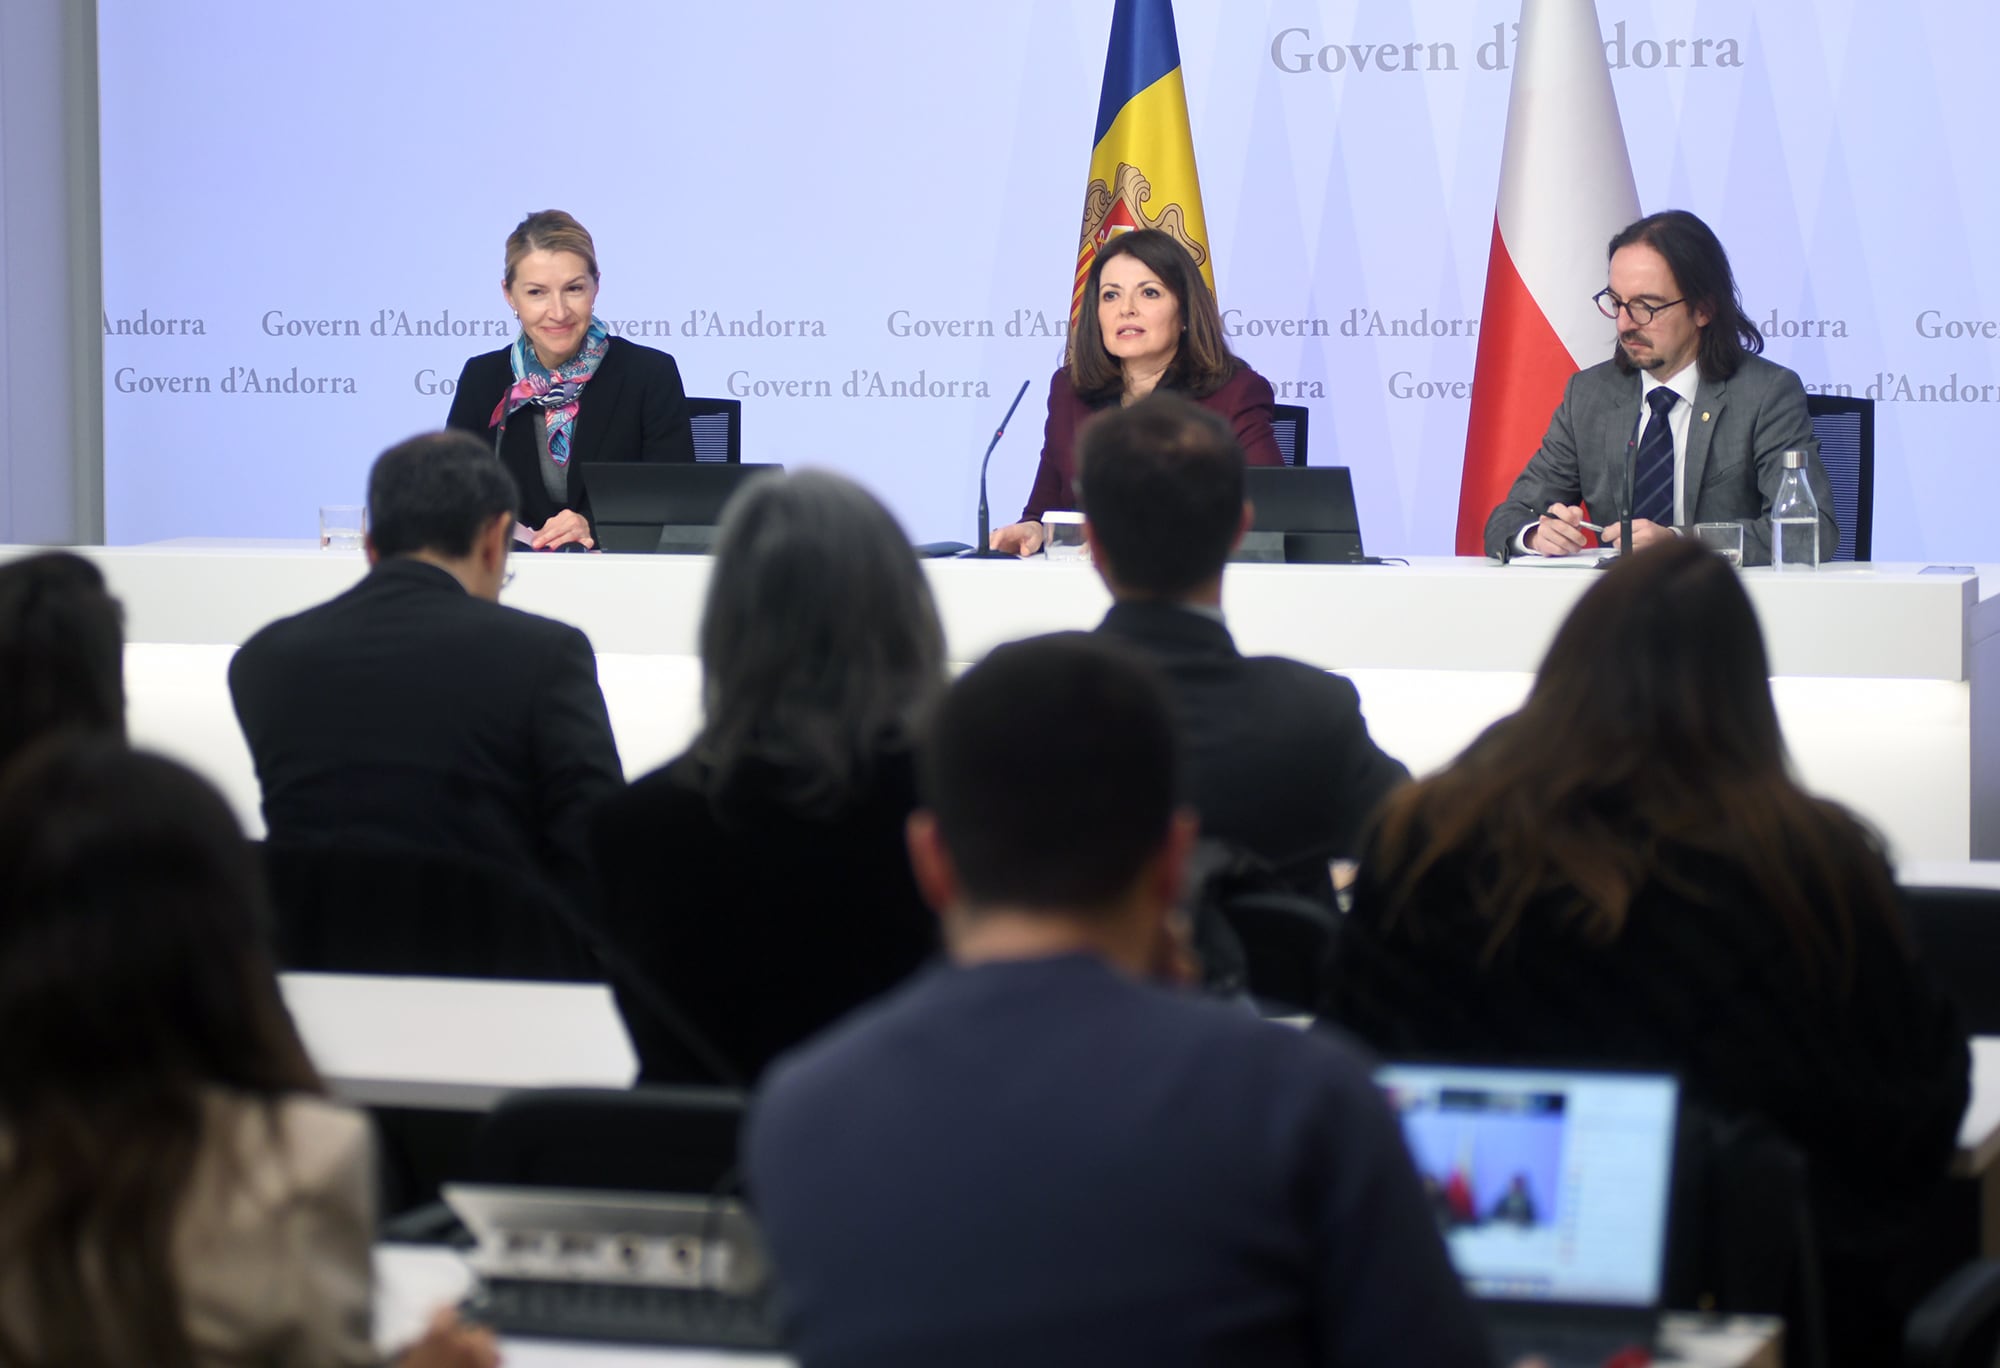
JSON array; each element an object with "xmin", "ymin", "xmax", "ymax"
[
  {"xmin": 1374, "ymin": 1062, "xmax": 1681, "ymax": 1368},
  {"xmin": 1236, "ymin": 466, "xmax": 1372, "ymax": 564},
  {"xmin": 580, "ymin": 462, "xmax": 783, "ymax": 553}
]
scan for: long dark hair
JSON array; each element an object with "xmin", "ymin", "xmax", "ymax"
[
  {"xmin": 1609, "ymin": 210, "xmax": 1764, "ymax": 381},
  {"xmin": 691, "ymin": 470, "xmax": 947, "ymax": 818},
  {"xmin": 0, "ymin": 552, "xmax": 125, "ymax": 775},
  {"xmin": 1369, "ymin": 540, "xmax": 1896, "ymax": 990},
  {"xmin": 0, "ymin": 740, "xmax": 320, "ymax": 1368},
  {"xmin": 1068, "ymin": 229, "xmax": 1241, "ymax": 404}
]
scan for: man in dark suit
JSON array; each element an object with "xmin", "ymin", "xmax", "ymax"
[
  {"xmin": 1077, "ymin": 393, "xmax": 1408, "ymax": 880},
  {"xmin": 1484, "ymin": 209, "xmax": 1837, "ymax": 566},
  {"xmin": 229, "ymin": 431, "xmax": 623, "ymax": 896}
]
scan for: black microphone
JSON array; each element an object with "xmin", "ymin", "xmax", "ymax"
[
  {"xmin": 1599, "ymin": 437, "xmax": 1636, "ymax": 570},
  {"xmin": 966, "ymin": 379, "xmax": 1034, "ymax": 559}
]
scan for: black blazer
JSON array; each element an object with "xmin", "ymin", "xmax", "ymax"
[
  {"xmin": 229, "ymin": 559, "xmax": 625, "ymax": 894},
  {"xmin": 444, "ymin": 336, "xmax": 696, "ymax": 534},
  {"xmin": 584, "ymin": 748, "xmax": 940, "ymax": 1085},
  {"xmin": 1094, "ymin": 601, "xmax": 1408, "ymax": 871}
]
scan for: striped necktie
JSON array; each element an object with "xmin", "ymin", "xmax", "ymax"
[{"xmin": 1631, "ymin": 387, "xmax": 1679, "ymax": 527}]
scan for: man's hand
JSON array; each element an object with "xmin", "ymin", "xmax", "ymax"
[
  {"xmin": 1601, "ymin": 518, "xmax": 1674, "ymax": 552},
  {"xmin": 1528, "ymin": 504, "xmax": 1591, "ymax": 556}
]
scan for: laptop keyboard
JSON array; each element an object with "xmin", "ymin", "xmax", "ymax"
[{"xmin": 463, "ymin": 1277, "xmax": 785, "ymax": 1349}]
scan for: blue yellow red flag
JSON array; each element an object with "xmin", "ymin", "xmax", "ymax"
[{"xmin": 1070, "ymin": 0, "xmax": 1214, "ymax": 327}]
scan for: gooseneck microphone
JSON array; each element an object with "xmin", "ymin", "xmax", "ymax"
[
  {"xmin": 1600, "ymin": 437, "xmax": 1637, "ymax": 570},
  {"xmin": 968, "ymin": 379, "xmax": 1034, "ymax": 559}
]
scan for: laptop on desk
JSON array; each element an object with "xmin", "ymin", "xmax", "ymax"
[
  {"xmin": 1375, "ymin": 1062, "xmax": 1681, "ymax": 1368},
  {"xmin": 581, "ymin": 462, "xmax": 783, "ymax": 553},
  {"xmin": 1236, "ymin": 467, "xmax": 1372, "ymax": 564}
]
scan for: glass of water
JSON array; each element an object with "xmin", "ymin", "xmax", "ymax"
[
  {"xmin": 319, "ymin": 504, "xmax": 366, "ymax": 551},
  {"xmin": 1694, "ymin": 522, "xmax": 1744, "ymax": 568}
]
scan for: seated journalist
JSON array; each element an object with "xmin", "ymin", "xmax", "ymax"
[
  {"xmin": 990, "ymin": 227, "xmax": 1283, "ymax": 556},
  {"xmin": 586, "ymin": 469, "xmax": 943, "ymax": 1084},
  {"xmin": 1484, "ymin": 209, "xmax": 1837, "ymax": 566},
  {"xmin": 746, "ymin": 633, "xmax": 1493, "ymax": 1368},
  {"xmin": 0, "ymin": 550, "xmax": 125, "ymax": 775},
  {"xmin": 445, "ymin": 209, "xmax": 695, "ymax": 551}
]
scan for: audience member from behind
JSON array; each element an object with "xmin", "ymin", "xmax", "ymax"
[
  {"xmin": 588, "ymin": 470, "xmax": 944, "ymax": 1083},
  {"xmin": 1320, "ymin": 539, "xmax": 1968, "ymax": 1365},
  {"xmin": 0, "ymin": 739, "xmax": 494, "ymax": 1368},
  {"xmin": 230, "ymin": 430, "xmax": 624, "ymax": 898},
  {"xmin": 747, "ymin": 634, "xmax": 1492, "ymax": 1368},
  {"xmin": 1081, "ymin": 393, "xmax": 1407, "ymax": 882},
  {"xmin": 0, "ymin": 552, "xmax": 124, "ymax": 774}
]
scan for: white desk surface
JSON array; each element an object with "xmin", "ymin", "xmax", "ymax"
[
  {"xmin": 1901, "ymin": 861, "xmax": 2000, "ymax": 892},
  {"xmin": 282, "ymin": 973, "xmax": 637, "ymax": 1112},
  {"xmin": 373, "ymin": 1244, "xmax": 1775, "ymax": 1368},
  {"xmin": 1958, "ymin": 1036, "xmax": 2000, "ymax": 1175}
]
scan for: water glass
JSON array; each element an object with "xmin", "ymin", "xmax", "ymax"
[
  {"xmin": 1043, "ymin": 510, "xmax": 1089, "ymax": 562},
  {"xmin": 1694, "ymin": 522, "xmax": 1744, "ymax": 569},
  {"xmin": 319, "ymin": 504, "xmax": 367, "ymax": 552}
]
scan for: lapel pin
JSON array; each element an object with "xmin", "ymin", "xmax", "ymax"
[{"xmin": 1701, "ymin": 411, "xmax": 1710, "ymax": 422}]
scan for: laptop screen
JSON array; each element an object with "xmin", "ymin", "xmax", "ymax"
[{"xmin": 1374, "ymin": 1063, "xmax": 1679, "ymax": 1309}]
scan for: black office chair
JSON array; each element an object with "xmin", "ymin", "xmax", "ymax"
[
  {"xmin": 1183, "ymin": 839, "xmax": 1339, "ymax": 1013},
  {"xmin": 684, "ymin": 396, "xmax": 742, "ymax": 464},
  {"xmin": 1899, "ymin": 886, "xmax": 2000, "ymax": 1034},
  {"xmin": 469, "ymin": 1086, "xmax": 747, "ymax": 1194},
  {"xmin": 1905, "ymin": 1259, "xmax": 2000, "ymax": 1368},
  {"xmin": 1270, "ymin": 403, "xmax": 1310, "ymax": 467},
  {"xmin": 1805, "ymin": 393, "xmax": 1874, "ymax": 562},
  {"xmin": 259, "ymin": 841, "xmax": 599, "ymax": 981}
]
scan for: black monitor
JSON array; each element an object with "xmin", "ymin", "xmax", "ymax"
[
  {"xmin": 1237, "ymin": 467, "xmax": 1366, "ymax": 564},
  {"xmin": 580, "ymin": 463, "xmax": 784, "ymax": 553}
]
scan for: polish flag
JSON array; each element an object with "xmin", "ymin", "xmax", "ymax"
[{"xmin": 1454, "ymin": 0, "xmax": 1641, "ymax": 554}]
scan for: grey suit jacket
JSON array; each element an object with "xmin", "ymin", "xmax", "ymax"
[{"xmin": 1482, "ymin": 353, "xmax": 1838, "ymax": 566}]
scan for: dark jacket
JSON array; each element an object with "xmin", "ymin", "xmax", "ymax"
[
  {"xmin": 228, "ymin": 558, "xmax": 624, "ymax": 893},
  {"xmin": 444, "ymin": 336, "xmax": 696, "ymax": 535},
  {"xmin": 584, "ymin": 748, "xmax": 940, "ymax": 1085},
  {"xmin": 1095, "ymin": 601, "xmax": 1408, "ymax": 873}
]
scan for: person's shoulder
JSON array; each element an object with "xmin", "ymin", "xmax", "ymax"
[
  {"xmin": 752, "ymin": 967, "xmax": 945, "ymax": 1120},
  {"xmin": 474, "ymin": 595, "xmax": 598, "ymax": 652},
  {"xmin": 1726, "ymin": 350, "xmax": 1807, "ymax": 395},
  {"xmin": 1217, "ymin": 362, "xmax": 1275, "ymax": 403},
  {"xmin": 603, "ymin": 334, "xmax": 681, "ymax": 374},
  {"xmin": 198, "ymin": 1091, "xmax": 370, "ymax": 1209},
  {"xmin": 455, "ymin": 346, "xmax": 511, "ymax": 383},
  {"xmin": 1236, "ymin": 651, "xmax": 1365, "ymax": 714},
  {"xmin": 595, "ymin": 751, "xmax": 707, "ymax": 830}
]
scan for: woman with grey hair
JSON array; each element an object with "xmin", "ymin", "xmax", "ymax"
[{"xmin": 586, "ymin": 469, "xmax": 947, "ymax": 1083}]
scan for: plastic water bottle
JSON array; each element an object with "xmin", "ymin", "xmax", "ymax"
[{"xmin": 1770, "ymin": 450, "xmax": 1819, "ymax": 572}]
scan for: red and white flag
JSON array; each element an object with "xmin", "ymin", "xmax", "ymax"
[{"xmin": 1454, "ymin": 0, "xmax": 1641, "ymax": 554}]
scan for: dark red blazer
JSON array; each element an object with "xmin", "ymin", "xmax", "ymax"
[{"xmin": 1019, "ymin": 364, "xmax": 1284, "ymax": 522}]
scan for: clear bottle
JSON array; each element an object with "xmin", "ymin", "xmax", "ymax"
[{"xmin": 1770, "ymin": 449, "xmax": 1819, "ymax": 572}]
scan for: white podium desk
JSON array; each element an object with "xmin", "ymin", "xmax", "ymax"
[{"xmin": 17, "ymin": 543, "xmax": 2000, "ymax": 862}]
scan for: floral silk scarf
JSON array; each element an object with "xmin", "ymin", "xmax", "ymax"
[{"xmin": 488, "ymin": 316, "xmax": 611, "ymax": 467}]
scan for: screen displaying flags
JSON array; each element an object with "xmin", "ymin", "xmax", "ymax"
[
  {"xmin": 1070, "ymin": 0, "xmax": 1213, "ymax": 329},
  {"xmin": 1455, "ymin": 0, "xmax": 1641, "ymax": 554}
]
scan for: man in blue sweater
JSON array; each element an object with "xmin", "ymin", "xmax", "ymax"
[{"xmin": 744, "ymin": 633, "xmax": 1494, "ymax": 1368}]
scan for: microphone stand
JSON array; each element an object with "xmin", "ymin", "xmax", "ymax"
[
  {"xmin": 966, "ymin": 379, "xmax": 1033, "ymax": 559},
  {"xmin": 1599, "ymin": 438, "xmax": 1636, "ymax": 570}
]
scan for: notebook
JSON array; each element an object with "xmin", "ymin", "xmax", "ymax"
[{"xmin": 1374, "ymin": 1063, "xmax": 1681, "ymax": 1367}]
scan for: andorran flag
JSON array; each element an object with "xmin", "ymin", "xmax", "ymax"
[{"xmin": 1070, "ymin": 0, "xmax": 1214, "ymax": 327}]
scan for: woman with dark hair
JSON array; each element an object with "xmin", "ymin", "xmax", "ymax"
[
  {"xmin": 1320, "ymin": 539, "xmax": 1967, "ymax": 1365},
  {"xmin": 587, "ymin": 470, "xmax": 946, "ymax": 1082},
  {"xmin": 989, "ymin": 228, "xmax": 1283, "ymax": 556},
  {"xmin": 0, "ymin": 551, "xmax": 124, "ymax": 773},
  {"xmin": 445, "ymin": 208, "xmax": 695, "ymax": 550},
  {"xmin": 0, "ymin": 739, "xmax": 493, "ymax": 1368}
]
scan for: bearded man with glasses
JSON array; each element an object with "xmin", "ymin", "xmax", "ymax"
[{"xmin": 1483, "ymin": 209, "xmax": 1837, "ymax": 565}]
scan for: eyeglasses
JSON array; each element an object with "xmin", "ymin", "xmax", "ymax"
[{"xmin": 1594, "ymin": 289, "xmax": 1686, "ymax": 326}]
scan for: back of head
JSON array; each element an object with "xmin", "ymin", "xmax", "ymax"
[
  {"xmin": 1079, "ymin": 392, "xmax": 1244, "ymax": 597},
  {"xmin": 0, "ymin": 738, "xmax": 317, "ymax": 1368},
  {"xmin": 921, "ymin": 633, "xmax": 1177, "ymax": 911},
  {"xmin": 367, "ymin": 429, "xmax": 520, "ymax": 560},
  {"xmin": 1609, "ymin": 209, "xmax": 1762, "ymax": 380},
  {"xmin": 0, "ymin": 552, "xmax": 125, "ymax": 774},
  {"xmin": 695, "ymin": 469, "xmax": 946, "ymax": 813}
]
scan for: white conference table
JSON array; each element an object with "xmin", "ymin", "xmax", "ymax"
[
  {"xmin": 11, "ymin": 541, "xmax": 1999, "ymax": 865},
  {"xmin": 372, "ymin": 1243, "xmax": 1780, "ymax": 1368}
]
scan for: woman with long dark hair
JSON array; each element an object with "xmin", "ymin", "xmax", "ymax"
[
  {"xmin": 0, "ymin": 739, "xmax": 492, "ymax": 1368},
  {"xmin": 0, "ymin": 551, "xmax": 124, "ymax": 774},
  {"xmin": 1320, "ymin": 539, "xmax": 1967, "ymax": 1364},
  {"xmin": 989, "ymin": 228, "xmax": 1283, "ymax": 556},
  {"xmin": 587, "ymin": 470, "xmax": 947, "ymax": 1082}
]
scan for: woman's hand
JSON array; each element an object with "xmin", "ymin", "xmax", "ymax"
[
  {"xmin": 399, "ymin": 1308, "xmax": 499, "ymax": 1368},
  {"xmin": 531, "ymin": 509, "xmax": 594, "ymax": 551},
  {"xmin": 989, "ymin": 520, "xmax": 1046, "ymax": 557}
]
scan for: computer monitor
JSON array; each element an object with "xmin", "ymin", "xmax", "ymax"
[
  {"xmin": 581, "ymin": 463, "xmax": 784, "ymax": 553},
  {"xmin": 1237, "ymin": 467, "xmax": 1366, "ymax": 564}
]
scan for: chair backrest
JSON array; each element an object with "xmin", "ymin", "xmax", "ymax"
[
  {"xmin": 470, "ymin": 1085, "xmax": 746, "ymax": 1194},
  {"xmin": 1270, "ymin": 403, "xmax": 1310, "ymax": 467},
  {"xmin": 1804, "ymin": 393, "xmax": 1874, "ymax": 562},
  {"xmin": 685, "ymin": 396, "xmax": 743, "ymax": 464},
  {"xmin": 1183, "ymin": 838, "xmax": 1339, "ymax": 1011},
  {"xmin": 1899, "ymin": 886, "xmax": 2000, "ymax": 1034},
  {"xmin": 259, "ymin": 841, "xmax": 599, "ymax": 981},
  {"xmin": 1905, "ymin": 1259, "xmax": 2000, "ymax": 1368}
]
